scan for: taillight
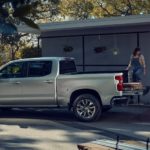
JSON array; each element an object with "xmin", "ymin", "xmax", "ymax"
[{"xmin": 115, "ymin": 75, "xmax": 123, "ymax": 91}]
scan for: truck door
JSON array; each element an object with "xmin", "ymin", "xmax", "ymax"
[
  {"xmin": 0, "ymin": 62, "xmax": 25, "ymax": 105},
  {"xmin": 21, "ymin": 60, "xmax": 56, "ymax": 106}
]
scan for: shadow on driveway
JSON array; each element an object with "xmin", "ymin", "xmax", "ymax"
[
  {"xmin": 0, "ymin": 106, "xmax": 149, "ymax": 150},
  {"xmin": 0, "ymin": 136, "xmax": 37, "ymax": 150}
]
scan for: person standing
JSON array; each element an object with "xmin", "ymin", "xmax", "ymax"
[{"xmin": 126, "ymin": 48, "xmax": 146, "ymax": 82}]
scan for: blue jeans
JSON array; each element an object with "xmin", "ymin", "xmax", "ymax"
[{"xmin": 132, "ymin": 67, "xmax": 143, "ymax": 82}]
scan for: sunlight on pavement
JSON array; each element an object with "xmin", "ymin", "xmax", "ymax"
[{"xmin": 0, "ymin": 119, "xmax": 105, "ymax": 150}]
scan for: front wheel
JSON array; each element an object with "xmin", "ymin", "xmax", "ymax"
[{"xmin": 73, "ymin": 94, "xmax": 102, "ymax": 122}]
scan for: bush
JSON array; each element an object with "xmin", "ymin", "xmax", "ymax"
[{"xmin": 21, "ymin": 47, "xmax": 42, "ymax": 58}]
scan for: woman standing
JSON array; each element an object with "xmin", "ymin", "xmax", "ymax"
[{"xmin": 126, "ymin": 48, "xmax": 146, "ymax": 82}]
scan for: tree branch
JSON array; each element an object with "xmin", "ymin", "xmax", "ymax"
[
  {"xmin": 96, "ymin": 1, "xmax": 114, "ymax": 16},
  {"xmin": 126, "ymin": 0, "xmax": 133, "ymax": 15}
]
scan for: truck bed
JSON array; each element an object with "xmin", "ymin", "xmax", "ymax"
[
  {"xmin": 73, "ymin": 71, "xmax": 149, "ymax": 96},
  {"xmin": 72, "ymin": 70, "xmax": 128, "ymax": 82}
]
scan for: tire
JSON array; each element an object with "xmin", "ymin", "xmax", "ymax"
[{"xmin": 72, "ymin": 94, "xmax": 102, "ymax": 122}]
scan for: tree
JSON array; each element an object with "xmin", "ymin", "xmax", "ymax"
[
  {"xmin": 0, "ymin": 0, "xmax": 40, "ymax": 35},
  {"xmin": 0, "ymin": 43, "xmax": 10, "ymax": 65},
  {"xmin": 59, "ymin": 0, "xmax": 94, "ymax": 20},
  {"xmin": 21, "ymin": 47, "xmax": 42, "ymax": 58},
  {"xmin": 59, "ymin": 0, "xmax": 150, "ymax": 20},
  {"xmin": 31, "ymin": 0, "xmax": 61, "ymax": 23},
  {"xmin": 0, "ymin": 0, "xmax": 61, "ymax": 34},
  {"xmin": 91, "ymin": 0, "xmax": 150, "ymax": 17},
  {"xmin": 0, "ymin": 33, "xmax": 31, "ymax": 60},
  {"xmin": 0, "ymin": 0, "xmax": 60, "ymax": 63}
]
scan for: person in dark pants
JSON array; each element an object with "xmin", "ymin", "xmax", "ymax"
[{"xmin": 126, "ymin": 48, "xmax": 146, "ymax": 82}]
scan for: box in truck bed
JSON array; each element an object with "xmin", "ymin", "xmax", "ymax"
[
  {"xmin": 123, "ymin": 82, "xmax": 144, "ymax": 96},
  {"xmin": 123, "ymin": 82, "xmax": 144, "ymax": 91}
]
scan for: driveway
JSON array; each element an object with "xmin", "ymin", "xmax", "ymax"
[{"xmin": 0, "ymin": 106, "xmax": 149, "ymax": 150}]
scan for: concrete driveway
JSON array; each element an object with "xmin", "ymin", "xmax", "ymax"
[{"xmin": 0, "ymin": 106, "xmax": 149, "ymax": 150}]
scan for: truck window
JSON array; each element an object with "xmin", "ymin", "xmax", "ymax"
[
  {"xmin": 60, "ymin": 60, "xmax": 77, "ymax": 74},
  {"xmin": 27, "ymin": 61, "xmax": 52, "ymax": 77},
  {"xmin": 0, "ymin": 62, "xmax": 25, "ymax": 78}
]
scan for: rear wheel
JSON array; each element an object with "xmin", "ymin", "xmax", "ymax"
[{"xmin": 73, "ymin": 94, "xmax": 102, "ymax": 122}]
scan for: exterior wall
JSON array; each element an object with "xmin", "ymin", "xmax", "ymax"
[
  {"xmin": 41, "ymin": 25, "xmax": 150, "ymax": 103},
  {"xmin": 84, "ymin": 34, "xmax": 137, "ymax": 71},
  {"xmin": 42, "ymin": 32, "xmax": 137, "ymax": 72},
  {"xmin": 42, "ymin": 36, "xmax": 83, "ymax": 71}
]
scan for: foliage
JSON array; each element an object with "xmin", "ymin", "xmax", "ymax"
[
  {"xmin": 59, "ymin": 0, "xmax": 94, "ymax": 20},
  {"xmin": 0, "ymin": 0, "xmax": 60, "ymax": 63},
  {"xmin": 59, "ymin": 0, "xmax": 150, "ymax": 19},
  {"xmin": 91, "ymin": 0, "xmax": 150, "ymax": 17},
  {"xmin": 0, "ymin": 33, "xmax": 37, "ymax": 62},
  {"xmin": 31, "ymin": 0, "xmax": 60, "ymax": 23},
  {"xmin": 0, "ymin": 44, "xmax": 10, "ymax": 65},
  {"xmin": 20, "ymin": 47, "xmax": 42, "ymax": 58},
  {"xmin": 0, "ymin": 0, "xmax": 41, "ymax": 35}
]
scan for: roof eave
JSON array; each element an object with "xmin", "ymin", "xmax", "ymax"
[{"xmin": 17, "ymin": 14, "xmax": 150, "ymax": 33}]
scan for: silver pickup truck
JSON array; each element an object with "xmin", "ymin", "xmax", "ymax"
[{"xmin": 0, "ymin": 57, "xmax": 143, "ymax": 121}]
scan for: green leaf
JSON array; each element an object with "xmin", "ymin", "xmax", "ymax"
[
  {"xmin": 13, "ymin": 5, "xmax": 32, "ymax": 17},
  {"xmin": 19, "ymin": 17, "xmax": 39, "ymax": 29}
]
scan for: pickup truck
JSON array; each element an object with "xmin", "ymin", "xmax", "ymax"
[{"xmin": 0, "ymin": 57, "xmax": 144, "ymax": 121}]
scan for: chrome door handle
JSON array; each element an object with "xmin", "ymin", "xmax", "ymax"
[{"xmin": 43, "ymin": 80, "xmax": 53, "ymax": 84}]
